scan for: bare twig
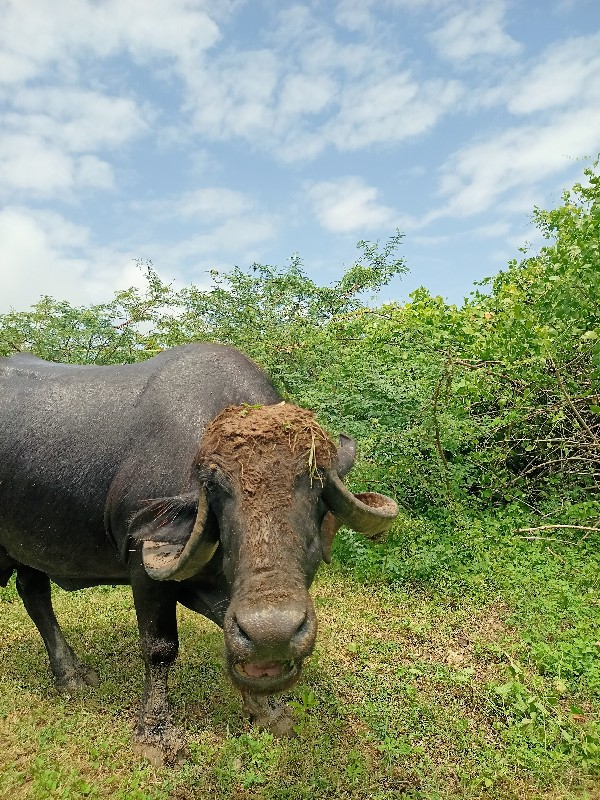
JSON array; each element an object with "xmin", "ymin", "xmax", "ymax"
[
  {"xmin": 517, "ymin": 524, "xmax": 600, "ymax": 533},
  {"xmin": 517, "ymin": 535, "xmax": 578, "ymax": 543},
  {"xmin": 549, "ymin": 356, "xmax": 600, "ymax": 451},
  {"xmin": 508, "ymin": 455, "xmax": 599, "ymax": 484}
]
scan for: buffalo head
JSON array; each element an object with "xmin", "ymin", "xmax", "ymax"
[{"xmin": 131, "ymin": 403, "xmax": 397, "ymax": 695}]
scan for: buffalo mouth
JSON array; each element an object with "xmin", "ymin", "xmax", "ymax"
[{"xmin": 228, "ymin": 657, "xmax": 302, "ymax": 693}]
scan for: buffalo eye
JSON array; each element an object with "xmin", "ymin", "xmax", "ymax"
[{"xmin": 198, "ymin": 463, "xmax": 232, "ymax": 497}]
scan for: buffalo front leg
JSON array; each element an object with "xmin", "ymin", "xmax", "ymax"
[
  {"xmin": 15, "ymin": 565, "xmax": 99, "ymax": 692},
  {"xmin": 131, "ymin": 569, "xmax": 185, "ymax": 767},
  {"xmin": 241, "ymin": 689, "xmax": 296, "ymax": 737}
]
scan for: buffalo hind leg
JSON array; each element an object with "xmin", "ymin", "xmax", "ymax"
[
  {"xmin": 15, "ymin": 565, "xmax": 99, "ymax": 692},
  {"xmin": 241, "ymin": 690, "xmax": 295, "ymax": 737},
  {"xmin": 131, "ymin": 570, "xmax": 185, "ymax": 767}
]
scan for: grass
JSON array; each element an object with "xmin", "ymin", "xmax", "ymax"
[{"xmin": 1, "ymin": 513, "xmax": 599, "ymax": 799}]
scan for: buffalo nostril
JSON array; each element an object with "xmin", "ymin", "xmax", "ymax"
[
  {"xmin": 231, "ymin": 616, "xmax": 253, "ymax": 646},
  {"xmin": 293, "ymin": 613, "xmax": 309, "ymax": 641}
]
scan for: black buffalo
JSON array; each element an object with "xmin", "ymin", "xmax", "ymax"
[{"xmin": 0, "ymin": 344, "xmax": 397, "ymax": 765}]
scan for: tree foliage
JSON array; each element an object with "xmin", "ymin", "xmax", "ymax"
[{"xmin": 1, "ymin": 169, "xmax": 598, "ymax": 522}]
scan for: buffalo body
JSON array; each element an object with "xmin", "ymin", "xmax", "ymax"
[{"xmin": 0, "ymin": 343, "xmax": 397, "ymax": 764}]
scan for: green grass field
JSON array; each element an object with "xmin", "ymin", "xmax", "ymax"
[{"xmin": 1, "ymin": 517, "xmax": 599, "ymax": 800}]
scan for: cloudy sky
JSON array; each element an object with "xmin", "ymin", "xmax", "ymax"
[{"xmin": 1, "ymin": 0, "xmax": 599, "ymax": 312}]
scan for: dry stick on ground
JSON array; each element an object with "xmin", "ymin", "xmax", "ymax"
[
  {"xmin": 518, "ymin": 535, "xmax": 581, "ymax": 543},
  {"xmin": 517, "ymin": 524, "xmax": 600, "ymax": 533},
  {"xmin": 517, "ymin": 523, "xmax": 600, "ymax": 545}
]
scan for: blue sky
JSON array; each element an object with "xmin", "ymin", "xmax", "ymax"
[{"xmin": 1, "ymin": 0, "xmax": 599, "ymax": 313}]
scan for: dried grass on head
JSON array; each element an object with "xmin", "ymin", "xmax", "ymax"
[{"xmin": 196, "ymin": 403, "xmax": 337, "ymax": 497}]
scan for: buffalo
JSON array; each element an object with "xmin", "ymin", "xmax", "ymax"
[{"xmin": 0, "ymin": 344, "xmax": 397, "ymax": 765}]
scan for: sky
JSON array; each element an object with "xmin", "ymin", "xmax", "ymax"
[{"xmin": 1, "ymin": 0, "xmax": 599, "ymax": 313}]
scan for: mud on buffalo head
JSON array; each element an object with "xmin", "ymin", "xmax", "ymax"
[{"xmin": 132, "ymin": 403, "xmax": 398, "ymax": 695}]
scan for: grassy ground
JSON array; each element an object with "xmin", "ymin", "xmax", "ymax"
[{"xmin": 1, "ymin": 516, "xmax": 599, "ymax": 799}]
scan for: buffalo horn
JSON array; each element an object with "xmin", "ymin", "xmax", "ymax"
[
  {"xmin": 323, "ymin": 472, "xmax": 399, "ymax": 537},
  {"xmin": 142, "ymin": 491, "xmax": 218, "ymax": 581},
  {"xmin": 336, "ymin": 434, "xmax": 357, "ymax": 477}
]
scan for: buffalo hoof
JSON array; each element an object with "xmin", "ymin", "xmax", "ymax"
[
  {"xmin": 56, "ymin": 664, "xmax": 100, "ymax": 694},
  {"xmin": 132, "ymin": 725, "xmax": 186, "ymax": 768},
  {"xmin": 242, "ymin": 691, "xmax": 296, "ymax": 738}
]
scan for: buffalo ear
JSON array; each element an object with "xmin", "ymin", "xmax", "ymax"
[
  {"xmin": 129, "ymin": 492, "xmax": 201, "ymax": 545},
  {"xmin": 128, "ymin": 491, "xmax": 218, "ymax": 581},
  {"xmin": 320, "ymin": 511, "xmax": 341, "ymax": 564}
]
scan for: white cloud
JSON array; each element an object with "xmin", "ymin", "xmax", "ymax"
[
  {"xmin": 473, "ymin": 33, "xmax": 600, "ymax": 114},
  {"xmin": 186, "ymin": 49, "xmax": 280, "ymax": 139},
  {"xmin": 76, "ymin": 155, "xmax": 115, "ymax": 190},
  {"xmin": 412, "ymin": 232, "xmax": 452, "ymax": 247},
  {"xmin": 429, "ymin": 1, "xmax": 521, "ymax": 62},
  {"xmin": 278, "ymin": 73, "xmax": 335, "ymax": 117},
  {"xmin": 0, "ymin": 48, "xmax": 37, "ymax": 86},
  {"xmin": 100, "ymin": 0, "xmax": 221, "ymax": 65},
  {"xmin": 1, "ymin": 85, "xmax": 150, "ymax": 199},
  {"xmin": 0, "ymin": 136, "xmax": 115, "ymax": 197},
  {"xmin": 2, "ymin": 2, "xmax": 430, "ymax": 189},
  {"xmin": 0, "ymin": 207, "xmax": 138, "ymax": 311},
  {"xmin": 0, "ymin": 0, "xmax": 221, "ymax": 87},
  {"xmin": 0, "ymin": 86, "xmax": 148, "ymax": 198},
  {"xmin": 334, "ymin": 0, "xmax": 375, "ymax": 33},
  {"xmin": 10, "ymin": 88, "xmax": 148, "ymax": 151},
  {"xmin": 386, "ymin": 0, "xmax": 448, "ymax": 7},
  {"xmin": 436, "ymin": 30, "xmax": 600, "ymax": 225},
  {"xmin": 436, "ymin": 107, "xmax": 600, "ymax": 217},
  {"xmin": 0, "ymin": 0, "xmax": 217, "ymax": 206},
  {"xmin": 506, "ymin": 34, "xmax": 600, "ymax": 115},
  {"xmin": 413, "ymin": 220, "xmax": 511, "ymax": 248},
  {"xmin": 297, "ymin": 33, "xmax": 380, "ymax": 79},
  {"xmin": 469, "ymin": 221, "xmax": 512, "ymax": 239},
  {"xmin": 176, "ymin": 188, "xmax": 254, "ymax": 220},
  {"xmin": 497, "ymin": 188, "xmax": 548, "ymax": 216},
  {"xmin": 168, "ymin": 214, "xmax": 278, "ymax": 261},
  {"xmin": 135, "ymin": 187, "xmax": 257, "ymax": 222},
  {"xmin": 506, "ymin": 223, "xmax": 545, "ymax": 252},
  {"xmin": 326, "ymin": 73, "xmax": 463, "ymax": 150},
  {"xmin": 307, "ymin": 177, "xmax": 399, "ymax": 233},
  {"xmin": 186, "ymin": 51, "xmax": 462, "ymax": 160},
  {"xmin": 129, "ymin": 186, "xmax": 280, "ymax": 270},
  {"xmin": 0, "ymin": 192, "xmax": 276, "ymax": 312},
  {"xmin": 176, "ymin": 4, "xmax": 463, "ymax": 160},
  {"xmin": 0, "ymin": 135, "xmax": 76, "ymax": 196}
]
